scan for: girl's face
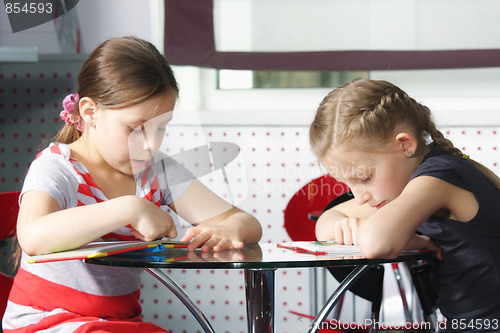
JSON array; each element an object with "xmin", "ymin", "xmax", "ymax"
[
  {"xmin": 321, "ymin": 143, "xmax": 418, "ymax": 209},
  {"xmin": 91, "ymin": 92, "xmax": 176, "ymax": 176}
]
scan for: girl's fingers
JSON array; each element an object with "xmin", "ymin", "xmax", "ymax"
[
  {"xmin": 200, "ymin": 236, "xmax": 222, "ymax": 252},
  {"xmin": 334, "ymin": 223, "xmax": 344, "ymax": 245},
  {"xmin": 181, "ymin": 228, "xmax": 203, "ymax": 251},
  {"xmin": 181, "ymin": 225, "xmax": 246, "ymax": 252},
  {"xmin": 212, "ymin": 238, "xmax": 243, "ymax": 252},
  {"xmin": 130, "ymin": 229, "xmax": 145, "ymax": 241},
  {"xmin": 348, "ymin": 218, "xmax": 359, "ymax": 246},
  {"xmin": 343, "ymin": 228, "xmax": 353, "ymax": 245},
  {"xmin": 428, "ymin": 240, "xmax": 443, "ymax": 260},
  {"xmin": 180, "ymin": 228, "xmax": 194, "ymax": 242},
  {"xmin": 188, "ymin": 232, "xmax": 212, "ymax": 251},
  {"xmin": 232, "ymin": 240, "xmax": 245, "ymax": 250}
]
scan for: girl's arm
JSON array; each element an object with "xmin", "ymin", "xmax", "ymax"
[
  {"xmin": 170, "ymin": 179, "xmax": 262, "ymax": 251},
  {"xmin": 357, "ymin": 175, "xmax": 471, "ymax": 259},
  {"xmin": 316, "ymin": 199, "xmax": 442, "ymax": 257},
  {"xmin": 17, "ymin": 191, "xmax": 177, "ymax": 256},
  {"xmin": 316, "ymin": 179, "xmax": 449, "ymax": 259},
  {"xmin": 315, "ymin": 199, "xmax": 375, "ymax": 244}
]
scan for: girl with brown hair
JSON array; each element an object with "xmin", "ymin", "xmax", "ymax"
[{"xmin": 3, "ymin": 36, "xmax": 261, "ymax": 332}]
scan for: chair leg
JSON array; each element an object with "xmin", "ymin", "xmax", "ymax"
[
  {"xmin": 367, "ymin": 265, "xmax": 384, "ymax": 333},
  {"xmin": 392, "ymin": 263, "xmax": 413, "ymax": 323},
  {"xmin": 408, "ymin": 261, "xmax": 439, "ymax": 333}
]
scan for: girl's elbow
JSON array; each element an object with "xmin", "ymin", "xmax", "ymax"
[
  {"xmin": 17, "ymin": 237, "xmax": 39, "ymax": 256},
  {"xmin": 17, "ymin": 229, "xmax": 46, "ymax": 256},
  {"xmin": 315, "ymin": 225, "xmax": 331, "ymax": 241},
  {"xmin": 252, "ymin": 219, "xmax": 263, "ymax": 243},
  {"xmin": 360, "ymin": 247, "xmax": 400, "ymax": 260},
  {"xmin": 315, "ymin": 216, "xmax": 334, "ymax": 241},
  {"xmin": 244, "ymin": 215, "xmax": 263, "ymax": 244},
  {"xmin": 358, "ymin": 235, "xmax": 400, "ymax": 260}
]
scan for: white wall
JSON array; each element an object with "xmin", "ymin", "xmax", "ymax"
[
  {"xmin": 0, "ymin": 0, "xmax": 163, "ymax": 53},
  {"xmin": 1, "ymin": 3, "xmax": 500, "ymax": 332},
  {"xmin": 76, "ymin": 0, "xmax": 164, "ymax": 52},
  {"xmin": 2, "ymin": 1, "xmax": 500, "ymax": 127}
]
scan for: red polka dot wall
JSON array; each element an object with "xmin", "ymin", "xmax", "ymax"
[
  {"xmin": 0, "ymin": 59, "xmax": 83, "ymax": 192},
  {"xmin": 2, "ymin": 59, "xmax": 500, "ymax": 332}
]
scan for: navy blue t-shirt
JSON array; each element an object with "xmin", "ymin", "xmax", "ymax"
[{"xmin": 411, "ymin": 146, "xmax": 500, "ymax": 321}]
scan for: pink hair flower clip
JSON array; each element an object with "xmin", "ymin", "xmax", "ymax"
[{"xmin": 60, "ymin": 93, "xmax": 84, "ymax": 132}]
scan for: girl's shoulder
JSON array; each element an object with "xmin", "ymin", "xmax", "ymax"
[
  {"xmin": 23, "ymin": 143, "xmax": 83, "ymax": 209},
  {"xmin": 414, "ymin": 146, "xmax": 470, "ymax": 174},
  {"xmin": 27, "ymin": 142, "xmax": 81, "ymax": 185},
  {"xmin": 412, "ymin": 146, "xmax": 482, "ymax": 193},
  {"xmin": 35, "ymin": 142, "xmax": 72, "ymax": 162}
]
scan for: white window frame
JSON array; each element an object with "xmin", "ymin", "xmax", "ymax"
[{"xmin": 172, "ymin": 66, "xmax": 500, "ymax": 127}]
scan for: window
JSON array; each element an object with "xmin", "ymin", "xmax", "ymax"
[{"xmin": 217, "ymin": 70, "xmax": 369, "ymax": 90}]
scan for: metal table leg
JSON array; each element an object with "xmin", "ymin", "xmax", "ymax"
[
  {"xmin": 244, "ymin": 268, "xmax": 276, "ymax": 333},
  {"xmin": 309, "ymin": 265, "xmax": 372, "ymax": 333},
  {"xmin": 145, "ymin": 268, "xmax": 215, "ymax": 333},
  {"xmin": 309, "ymin": 267, "xmax": 318, "ymax": 316}
]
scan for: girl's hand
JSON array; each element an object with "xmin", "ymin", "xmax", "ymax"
[
  {"xmin": 333, "ymin": 217, "xmax": 364, "ymax": 246},
  {"xmin": 128, "ymin": 197, "xmax": 177, "ymax": 242},
  {"xmin": 409, "ymin": 234, "xmax": 443, "ymax": 260},
  {"xmin": 169, "ymin": 180, "xmax": 262, "ymax": 250},
  {"xmin": 315, "ymin": 199, "xmax": 374, "ymax": 244},
  {"xmin": 180, "ymin": 223, "xmax": 245, "ymax": 252}
]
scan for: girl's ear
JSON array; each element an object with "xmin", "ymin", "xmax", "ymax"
[
  {"xmin": 79, "ymin": 97, "xmax": 98, "ymax": 125},
  {"xmin": 395, "ymin": 132, "xmax": 418, "ymax": 157}
]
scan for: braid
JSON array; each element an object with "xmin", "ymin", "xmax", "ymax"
[
  {"xmin": 310, "ymin": 78, "xmax": 500, "ymax": 192},
  {"xmin": 425, "ymin": 120, "xmax": 463, "ymax": 156},
  {"xmin": 378, "ymin": 89, "xmax": 399, "ymax": 109},
  {"xmin": 424, "ymin": 100, "xmax": 500, "ymax": 191}
]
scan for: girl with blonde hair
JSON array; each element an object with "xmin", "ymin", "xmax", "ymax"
[{"xmin": 310, "ymin": 79, "xmax": 500, "ymax": 330}]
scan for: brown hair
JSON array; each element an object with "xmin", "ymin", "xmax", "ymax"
[
  {"xmin": 54, "ymin": 36, "xmax": 179, "ymax": 143},
  {"xmin": 309, "ymin": 79, "xmax": 500, "ymax": 190},
  {"xmin": 12, "ymin": 37, "xmax": 179, "ymax": 269}
]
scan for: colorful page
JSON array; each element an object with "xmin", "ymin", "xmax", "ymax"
[{"xmin": 277, "ymin": 241, "xmax": 360, "ymax": 255}]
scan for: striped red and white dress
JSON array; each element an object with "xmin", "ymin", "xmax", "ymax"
[{"xmin": 2, "ymin": 143, "xmax": 193, "ymax": 332}]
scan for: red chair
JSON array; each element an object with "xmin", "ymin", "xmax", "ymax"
[
  {"xmin": 284, "ymin": 176, "xmax": 386, "ymax": 332},
  {"xmin": 284, "ymin": 176, "xmax": 439, "ymax": 332},
  {"xmin": 0, "ymin": 191, "xmax": 20, "ymax": 321},
  {"xmin": 284, "ymin": 175, "xmax": 349, "ymax": 241}
]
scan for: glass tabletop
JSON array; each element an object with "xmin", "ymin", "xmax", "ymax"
[{"xmin": 85, "ymin": 243, "xmax": 433, "ymax": 270}]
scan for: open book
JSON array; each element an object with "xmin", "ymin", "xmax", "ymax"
[
  {"xmin": 277, "ymin": 241, "xmax": 361, "ymax": 255},
  {"xmin": 27, "ymin": 239, "xmax": 191, "ymax": 263}
]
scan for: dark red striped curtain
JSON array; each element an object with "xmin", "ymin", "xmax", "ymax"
[{"xmin": 164, "ymin": 0, "xmax": 500, "ymax": 71}]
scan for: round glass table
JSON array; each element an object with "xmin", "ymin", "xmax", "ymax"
[{"xmin": 86, "ymin": 243, "xmax": 434, "ymax": 333}]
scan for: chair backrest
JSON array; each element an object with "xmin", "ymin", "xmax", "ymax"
[
  {"xmin": 284, "ymin": 178, "xmax": 386, "ymax": 308},
  {"xmin": 283, "ymin": 175, "xmax": 349, "ymax": 241},
  {"xmin": 0, "ymin": 191, "xmax": 20, "ymax": 320},
  {"xmin": 0, "ymin": 191, "xmax": 20, "ymax": 240}
]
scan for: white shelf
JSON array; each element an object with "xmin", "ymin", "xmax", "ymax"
[{"xmin": 0, "ymin": 47, "xmax": 38, "ymax": 62}]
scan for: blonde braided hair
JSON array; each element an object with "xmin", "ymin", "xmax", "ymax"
[{"xmin": 309, "ymin": 79, "xmax": 500, "ymax": 190}]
